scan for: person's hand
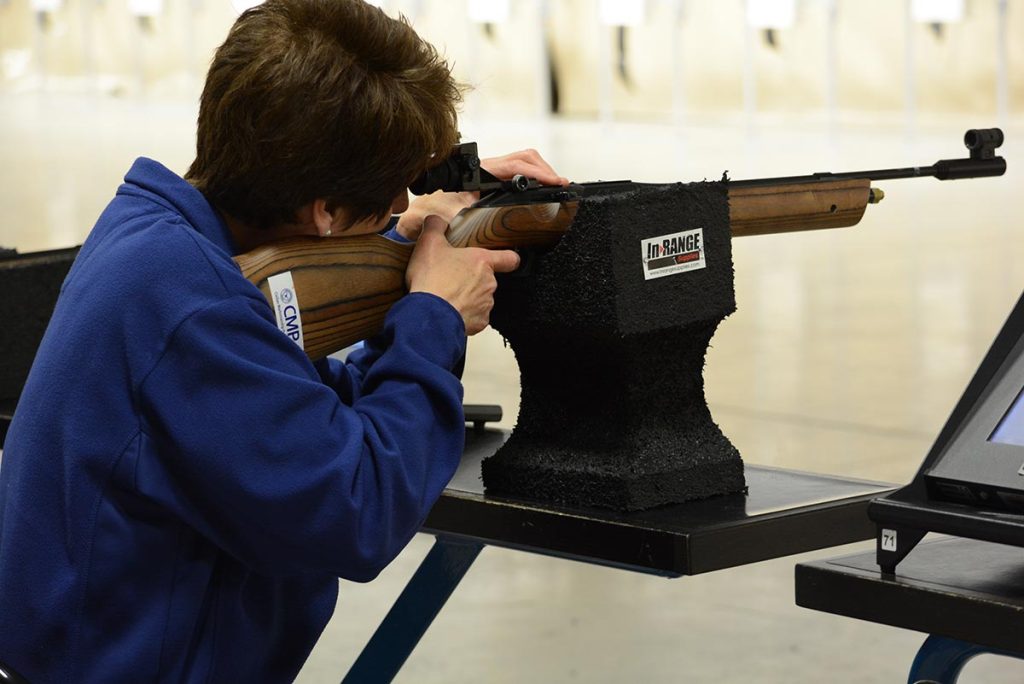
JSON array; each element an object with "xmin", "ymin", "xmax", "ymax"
[
  {"xmin": 395, "ymin": 149, "xmax": 567, "ymax": 241},
  {"xmin": 406, "ymin": 215, "xmax": 520, "ymax": 336},
  {"xmin": 395, "ymin": 190, "xmax": 476, "ymax": 241},
  {"xmin": 481, "ymin": 149, "xmax": 569, "ymax": 187}
]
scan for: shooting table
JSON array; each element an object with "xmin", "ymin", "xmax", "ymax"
[
  {"xmin": 795, "ymin": 537, "xmax": 1024, "ymax": 683},
  {"xmin": 342, "ymin": 425, "xmax": 894, "ymax": 683}
]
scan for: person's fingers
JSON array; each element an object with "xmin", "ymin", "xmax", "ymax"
[
  {"xmin": 516, "ymin": 165, "xmax": 563, "ymax": 186},
  {"xmin": 482, "ymin": 150, "xmax": 569, "ymax": 187},
  {"xmin": 521, "ymin": 149, "xmax": 554, "ymax": 173},
  {"xmin": 485, "ymin": 248, "xmax": 521, "ymax": 274},
  {"xmin": 394, "ymin": 219, "xmax": 422, "ymax": 241},
  {"xmin": 419, "ymin": 214, "xmax": 449, "ymax": 241},
  {"xmin": 516, "ymin": 149, "xmax": 569, "ymax": 185},
  {"xmin": 529, "ymin": 168, "xmax": 563, "ymax": 185}
]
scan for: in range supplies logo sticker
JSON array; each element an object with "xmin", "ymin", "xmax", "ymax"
[
  {"xmin": 267, "ymin": 271, "xmax": 304, "ymax": 349},
  {"xmin": 640, "ymin": 228, "xmax": 706, "ymax": 281}
]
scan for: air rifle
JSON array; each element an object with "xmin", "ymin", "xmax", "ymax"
[{"xmin": 234, "ymin": 128, "xmax": 1006, "ymax": 359}]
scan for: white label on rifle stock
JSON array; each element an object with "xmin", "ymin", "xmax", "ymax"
[
  {"xmin": 640, "ymin": 228, "xmax": 706, "ymax": 281},
  {"xmin": 268, "ymin": 271, "xmax": 304, "ymax": 350}
]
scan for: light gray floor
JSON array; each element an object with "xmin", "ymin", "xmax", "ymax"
[{"xmin": 2, "ymin": 93, "xmax": 1022, "ymax": 682}]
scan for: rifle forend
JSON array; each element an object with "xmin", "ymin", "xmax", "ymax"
[{"xmin": 235, "ymin": 128, "xmax": 1006, "ymax": 359}]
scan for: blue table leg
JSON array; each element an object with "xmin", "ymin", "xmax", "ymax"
[
  {"xmin": 342, "ymin": 536, "xmax": 484, "ymax": 684},
  {"xmin": 908, "ymin": 634, "xmax": 1024, "ymax": 684}
]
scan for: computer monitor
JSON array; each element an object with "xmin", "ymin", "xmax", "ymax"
[
  {"xmin": 925, "ymin": 330, "xmax": 1024, "ymax": 511},
  {"xmin": 990, "ymin": 387, "xmax": 1024, "ymax": 447}
]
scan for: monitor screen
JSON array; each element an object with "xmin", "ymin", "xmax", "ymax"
[{"xmin": 990, "ymin": 387, "xmax": 1024, "ymax": 447}]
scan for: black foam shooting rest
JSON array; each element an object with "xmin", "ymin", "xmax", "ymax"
[
  {"xmin": 341, "ymin": 426, "xmax": 894, "ymax": 683},
  {"xmin": 429, "ymin": 428, "xmax": 891, "ymax": 576}
]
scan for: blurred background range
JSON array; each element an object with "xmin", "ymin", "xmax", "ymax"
[{"xmin": 2, "ymin": 1, "xmax": 1023, "ymax": 682}]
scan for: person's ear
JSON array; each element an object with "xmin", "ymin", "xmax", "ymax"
[{"xmin": 311, "ymin": 199, "xmax": 346, "ymax": 237}]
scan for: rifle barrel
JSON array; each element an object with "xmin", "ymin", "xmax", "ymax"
[{"xmin": 731, "ymin": 157, "xmax": 1005, "ymax": 188}]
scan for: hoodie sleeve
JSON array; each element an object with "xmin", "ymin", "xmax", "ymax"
[{"xmin": 137, "ymin": 291, "xmax": 466, "ymax": 580}]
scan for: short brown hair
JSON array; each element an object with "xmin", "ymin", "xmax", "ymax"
[{"xmin": 186, "ymin": 0, "xmax": 462, "ymax": 230}]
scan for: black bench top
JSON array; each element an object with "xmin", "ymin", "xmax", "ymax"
[
  {"xmin": 796, "ymin": 536, "xmax": 1024, "ymax": 652},
  {"xmin": 424, "ymin": 428, "xmax": 894, "ymax": 577}
]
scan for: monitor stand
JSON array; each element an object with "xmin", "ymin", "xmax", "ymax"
[{"xmin": 869, "ymin": 289, "xmax": 1024, "ymax": 574}]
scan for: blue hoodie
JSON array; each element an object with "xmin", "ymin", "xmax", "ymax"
[{"xmin": 0, "ymin": 158, "xmax": 466, "ymax": 682}]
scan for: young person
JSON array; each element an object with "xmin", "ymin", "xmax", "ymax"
[{"xmin": 0, "ymin": 0, "xmax": 564, "ymax": 680}]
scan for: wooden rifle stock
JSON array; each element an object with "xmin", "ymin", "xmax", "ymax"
[
  {"xmin": 233, "ymin": 201, "xmax": 581, "ymax": 359},
  {"xmin": 234, "ymin": 234, "xmax": 413, "ymax": 360},
  {"xmin": 728, "ymin": 178, "xmax": 872, "ymax": 237},
  {"xmin": 233, "ymin": 179, "xmax": 873, "ymax": 359}
]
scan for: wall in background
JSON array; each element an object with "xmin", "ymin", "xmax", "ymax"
[{"xmin": 1, "ymin": 0, "xmax": 1021, "ymax": 121}]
